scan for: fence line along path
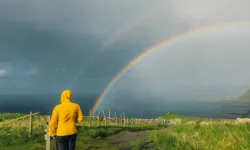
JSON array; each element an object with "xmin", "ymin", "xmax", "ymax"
[
  {"xmin": 0, "ymin": 112, "xmax": 40, "ymax": 138},
  {"xmin": 1, "ymin": 110, "xmax": 167, "ymax": 150},
  {"xmin": 79, "ymin": 109, "xmax": 166, "ymax": 128}
]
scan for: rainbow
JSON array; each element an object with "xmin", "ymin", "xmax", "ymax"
[
  {"xmin": 91, "ymin": 21, "xmax": 250, "ymax": 115},
  {"xmin": 101, "ymin": 2, "xmax": 169, "ymax": 50},
  {"xmin": 70, "ymin": 3, "xmax": 166, "ymax": 89},
  {"xmin": 101, "ymin": 4, "xmax": 164, "ymax": 50}
]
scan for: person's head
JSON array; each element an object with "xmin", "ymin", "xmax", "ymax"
[{"xmin": 60, "ymin": 89, "xmax": 72, "ymax": 103}]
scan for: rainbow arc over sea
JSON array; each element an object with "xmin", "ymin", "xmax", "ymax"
[{"xmin": 91, "ymin": 21, "xmax": 250, "ymax": 115}]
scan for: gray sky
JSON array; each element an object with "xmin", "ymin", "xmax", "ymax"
[{"xmin": 0, "ymin": 0, "xmax": 250, "ymax": 99}]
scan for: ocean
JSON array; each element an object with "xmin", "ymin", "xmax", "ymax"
[{"xmin": 0, "ymin": 94, "xmax": 249, "ymax": 119}]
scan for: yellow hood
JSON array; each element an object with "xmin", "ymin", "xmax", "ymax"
[{"xmin": 60, "ymin": 90, "xmax": 72, "ymax": 103}]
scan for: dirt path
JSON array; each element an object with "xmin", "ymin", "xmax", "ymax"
[
  {"xmin": 106, "ymin": 130, "xmax": 153, "ymax": 145},
  {"xmin": 106, "ymin": 125, "xmax": 172, "ymax": 145},
  {"xmin": 105, "ymin": 127, "xmax": 172, "ymax": 150}
]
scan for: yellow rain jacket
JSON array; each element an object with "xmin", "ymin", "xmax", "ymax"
[{"xmin": 49, "ymin": 90, "xmax": 84, "ymax": 137}]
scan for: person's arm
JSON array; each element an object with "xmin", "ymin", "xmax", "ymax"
[
  {"xmin": 76, "ymin": 105, "xmax": 84, "ymax": 123},
  {"xmin": 49, "ymin": 106, "xmax": 59, "ymax": 137}
]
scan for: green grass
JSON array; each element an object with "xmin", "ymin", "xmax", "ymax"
[
  {"xmin": 1, "ymin": 112, "xmax": 250, "ymax": 150},
  {"xmin": 150, "ymin": 123, "xmax": 250, "ymax": 150},
  {"xmin": 132, "ymin": 140, "xmax": 144, "ymax": 149},
  {"xmin": 0, "ymin": 113, "xmax": 162, "ymax": 150},
  {"xmin": 161, "ymin": 112, "xmax": 232, "ymax": 124},
  {"xmin": 0, "ymin": 125, "xmax": 127, "ymax": 150}
]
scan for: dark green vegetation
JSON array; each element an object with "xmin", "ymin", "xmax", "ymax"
[
  {"xmin": 0, "ymin": 112, "xmax": 250, "ymax": 150},
  {"xmin": 161, "ymin": 112, "xmax": 226, "ymax": 122},
  {"xmin": 0, "ymin": 113, "xmax": 25, "ymax": 122}
]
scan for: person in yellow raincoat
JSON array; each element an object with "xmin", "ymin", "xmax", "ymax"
[{"xmin": 49, "ymin": 90, "xmax": 84, "ymax": 150}]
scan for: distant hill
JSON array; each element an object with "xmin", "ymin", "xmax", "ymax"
[
  {"xmin": 237, "ymin": 89, "xmax": 250, "ymax": 102},
  {"xmin": 196, "ymin": 89, "xmax": 250, "ymax": 102}
]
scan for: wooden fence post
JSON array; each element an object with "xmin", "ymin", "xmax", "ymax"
[
  {"xmin": 127, "ymin": 117, "xmax": 129, "ymax": 127},
  {"xmin": 98, "ymin": 110, "xmax": 100, "ymax": 127},
  {"xmin": 102, "ymin": 110, "xmax": 106, "ymax": 126},
  {"xmin": 108, "ymin": 110, "xmax": 111, "ymax": 126},
  {"xmin": 123, "ymin": 112, "xmax": 125, "ymax": 127},
  {"xmin": 45, "ymin": 116, "xmax": 51, "ymax": 150},
  {"xmin": 89, "ymin": 110, "xmax": 92, "ymax": 127},
  {"xmin": 29, "ymin": 111, "xmax": 33, "ymax": 138},
  {"xmin": 115, "ymin": 112, "xmax": 117, "ymax": 126},
  {"xmin": 82, "ymin": 120, "xmax": 84, "ymax": 128},
  {"xmin": 120, "ymin": 113, "xmax": 122, "ymax": 126}
]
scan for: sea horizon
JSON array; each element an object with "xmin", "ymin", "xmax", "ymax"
[{"xmin": 0, "ymin": 94, "xmax": 250, "ymax": 119}]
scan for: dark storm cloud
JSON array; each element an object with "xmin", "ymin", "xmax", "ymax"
[
  {"xmin": 0, "ymin": 0, "xmax": 163, "ymax": 94},
  {"xmin": 1, "ymin": 0, "xmax": 250, "ymax": 96}
]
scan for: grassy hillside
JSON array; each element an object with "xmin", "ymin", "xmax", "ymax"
[
  {"xmin": 0, "ymin": 112, "xmax": 250, "ymax": 150},
  {"xmin": 238, "ymin": 89, "xmax": 250, "ymax": 102},
  {"xmin": 0, "ymin": 113, "xmax": 163, "ymax": 150},
  {"xmin": 195, "ymin": 89, "xmax": 250, "ymax": 102},
  {"xmin": 151, "ymin": 123, "xmax": 250, "ymax": 150}
]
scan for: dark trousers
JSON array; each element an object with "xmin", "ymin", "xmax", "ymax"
[{"xmin": 56, "ymin": 134, "xmax": 77, "ymax": 150}]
